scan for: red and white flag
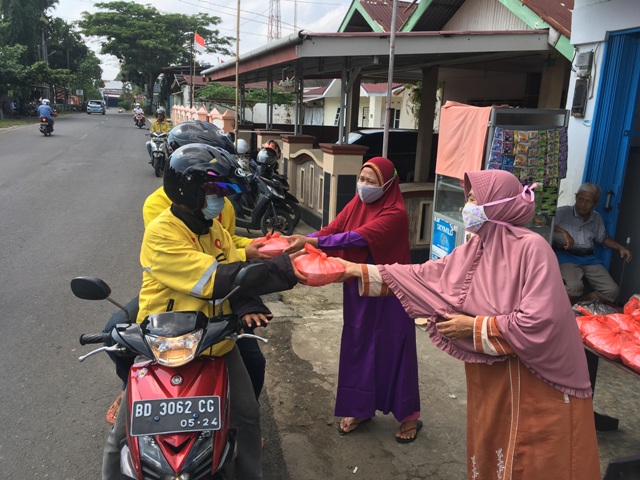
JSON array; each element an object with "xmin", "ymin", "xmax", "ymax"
[{"xmin": 194, "ymin": 32, "xmax": 205, "ymax": 53}]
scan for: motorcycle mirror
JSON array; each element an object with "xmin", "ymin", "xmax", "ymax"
[
  {"xmin": 234, "ymin": 263, "xmax": 269, "ymax": 289},
  {"xmin": 70, "ymin": 277, "xmax": 131, "ymax": 322},
  {"xmin": 70, "ymin": 277, "xmax": 111, "ymax": 300}
]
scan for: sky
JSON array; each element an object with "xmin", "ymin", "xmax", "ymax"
[{"xmin": 53, "ymin": 0, "xmax": 352, "ymax": 81}]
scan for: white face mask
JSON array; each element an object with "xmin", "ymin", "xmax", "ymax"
[{"xmin": 202, "ymin": 195, "xmax": 225, "ymax": 220}]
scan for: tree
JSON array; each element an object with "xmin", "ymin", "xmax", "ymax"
[
  {"xmin": 198, "ymin": 82, "xmax": 295, "ymax": 107},
  {"xmin": 79, "ymin": 2, "xmax": 232, "ymax": 111}
]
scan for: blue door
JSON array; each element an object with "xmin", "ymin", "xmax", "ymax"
[{"xmin": 584, "ymin": 31, "xmax": 640, "ymax": 267}]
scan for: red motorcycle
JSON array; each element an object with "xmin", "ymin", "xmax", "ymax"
[
  {"xmin": 73, "ymin": 264, "xmax": 268, "ymax": 479},
  {"xmin": 134, "ymin": 112, "xmax": 146, "ymax": 128}
]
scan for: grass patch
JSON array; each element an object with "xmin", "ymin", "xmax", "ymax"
[{"xmin": 0, "ymin": 117, "xmax": 40, "ymax": 129}]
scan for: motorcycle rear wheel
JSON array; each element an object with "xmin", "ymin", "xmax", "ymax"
[
  {"xmin": 260, "ymin": 206, "xmax": 295, "ymax": 236},
  {"xmin": 282, "ymin": 199, "xmax": 301, "ymax": 227}
]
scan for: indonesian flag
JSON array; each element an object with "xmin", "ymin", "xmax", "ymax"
[{"xmin": 194, "ymin": 32, "xmax": 205, "ymax": 53}]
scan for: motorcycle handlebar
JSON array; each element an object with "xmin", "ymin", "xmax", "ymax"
[{"xmin": 79, "ymin": 332, "xmax": 110, "ymax": 345}]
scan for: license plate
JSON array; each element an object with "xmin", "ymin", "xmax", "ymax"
[{"xmin": 130, "ymin": 396, "xmax": 221, "ymax": 436}]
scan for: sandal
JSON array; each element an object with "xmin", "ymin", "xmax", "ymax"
[
  {"xmin": 395, "ymin": 420, "xmax": 423, "ymax": 444},
  {"xmin": 106, "ymin": 391, "xmax": 125, "ymax": 425},
  {"xmin": 337, "ymin": 417, "xmax": 372, "ymax": 435}
]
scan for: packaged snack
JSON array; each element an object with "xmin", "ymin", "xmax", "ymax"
[{"xmin": 293, "ymin": 243, "xmax": 346, "ymax": 286}]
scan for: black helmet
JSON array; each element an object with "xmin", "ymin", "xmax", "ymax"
[
  {"xmin": 262, "ymin": 139, "xmax": 281, "ymax": 160},
  {"xmin": 164, "ymin": 143, "xmax": 250, "ymax": 213},
  {"xmin": 167, "ymin": 121, "xmax": 236, "ymax": 154},
  {"xmin": 256, "ymin": 147, "xmax": 278, "ymax": 166}
]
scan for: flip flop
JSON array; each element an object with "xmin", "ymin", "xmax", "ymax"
[
  {"xmin": 337, "ymin": 417, "xmax": 372, "ymax": 435},
  {"xmin": 395, "ymin": 420, "xmax": 423, "ymax": 444}
]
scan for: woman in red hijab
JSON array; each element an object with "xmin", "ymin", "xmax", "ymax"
[
  {"xmin": 337, "ymin": 169, "xmax": 600, "ymax": 479},
  {"xmin": 286, "ymin": 157, "xmax": 422, "ymax": 442}
]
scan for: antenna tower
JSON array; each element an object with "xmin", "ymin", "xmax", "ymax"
[{"xmin": 268, "ymin": 0, "xmax": 281, "ymax": 42}]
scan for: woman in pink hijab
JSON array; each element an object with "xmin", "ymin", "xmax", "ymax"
[{"xmin": 338, "ymin": 170, "xmax": 600, "ymax": 479}]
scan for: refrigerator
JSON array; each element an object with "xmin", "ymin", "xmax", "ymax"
[{"xmin": 430, "ymin": 104, "xmax": 570, "ymax": 260}]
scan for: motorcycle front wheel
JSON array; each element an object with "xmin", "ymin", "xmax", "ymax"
[
  {"xmin": 153, "ymin": 158, "xmax": 163, "ymax": 177},
  {"xmin": 260, "ymin": 206, "xmax": 295, "ymax": 236}
]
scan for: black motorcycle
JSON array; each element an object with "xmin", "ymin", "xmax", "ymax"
[
  {"xmin": 149, "ymin": 132, "xmax": 170, "ymax": 177},
  {"xmin": 249, "ymin": 160, "xmax": 301, "ymax": 227},
  {"xmin": 39, "ymin": 116, "xmax": 53, "ymax": 136},
  {"xmin": 226, "ymin": 156, "xmax": 295, "ymax": 236}
]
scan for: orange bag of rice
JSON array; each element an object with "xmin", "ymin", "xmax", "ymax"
[{"xmin": 293, "ymin": 243, "xmax": 345, "ymax": 286}]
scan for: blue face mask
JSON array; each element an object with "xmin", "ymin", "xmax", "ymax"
[{"xmin": 202, "ymin": 195, "xmax": 225, "ymax": 220}]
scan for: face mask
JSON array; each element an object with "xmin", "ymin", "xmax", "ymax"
[
  {"xmin": 462, "ymin": 203, "xmax": 488, "ymax": 232},
  {"xmin": 357, "ymin": 183, "xmax": 384, "ymax": 204},
  {"xmin": 357, "ymin": 172, "xmax": 397, "ymax": 204},
  {"xmin": 202, "ymin": 195, "xmax": 225, "ymax": 220},
  {"xmin": 462, "ymin": 182, "xmax": 538, "ymax": 232}
]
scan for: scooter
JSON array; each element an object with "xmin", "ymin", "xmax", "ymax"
[
  {"xmin": 226, "ymin": 156, "xmax": 295, "ymax": 236},
  {"xmin": 149, "ymin": 132, "xmax": 170, "ymax": 177},
  {"xmin": 73, "ymin": 264, "xmax": 268, "ymax": 479},
  {"xmin": 39, "ymin": 116, "xmax": 53, "ymax": 136},
  {"xmin": 249, "ymin": 160, "xmax": 301, "ymax": 227},
  {"xmin": 134, "ymin": 113, "xmax": 146, "ymax": 129}
]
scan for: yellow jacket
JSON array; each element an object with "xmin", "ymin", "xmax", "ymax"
[
  {"xmin": 150, "ymin": 119, "xmax": 172, "ymax": 134},
  {"xmin": 142, "ymin": 186, "xmax": 253, "ymax": 258},
  {"xmin": 138, "ymin": 208, "xmax": 243, "ymax": 356}
]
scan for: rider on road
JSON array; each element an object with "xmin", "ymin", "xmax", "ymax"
[
  {"xmin": 145, "ymin": 107, "xmax": 172, "ymax": 160},
  {"xmin": 37, "ymin": 99, "xmax": 54, "ymax": 130}
]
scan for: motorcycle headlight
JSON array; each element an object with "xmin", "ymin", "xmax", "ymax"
[{"xmin": 146, "ymin": 330, "xmax": 203, "ymax": 366}]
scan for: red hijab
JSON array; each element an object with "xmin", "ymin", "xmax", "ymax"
[
  {"xmin": 379, "ymin": 170, "xmax": 592, "ymax": 398},
  {"xmin": 316, "ymin": 156, "xmax": 411, "ymax": 265}
]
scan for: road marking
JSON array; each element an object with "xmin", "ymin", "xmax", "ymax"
[{"xmin": 81, "ymin": 134, "xmax": 87, "ymax": 139}]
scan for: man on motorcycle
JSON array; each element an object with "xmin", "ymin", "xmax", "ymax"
[
  {"xmin": 132, "ymin": 102, "xmax": 144, "ymax": 124},
  {"xmin": 37, "ymin": 99, "xmax": 54, "ymax": 131},
  {"xmin": 145, "ymin": 107, "xmax": 172, "ymax": 161},
  {"xmin": 102, "ymin": 143, "xmax": 304, "ymax": 480}
]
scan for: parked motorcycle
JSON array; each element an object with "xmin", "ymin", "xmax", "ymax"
[
  {"xmin": 226, "ymin": 155, "xmax": 295, "ymax": 235},
  {"xmin": 134, "ymin": 113, "xmax": 146, "ymax": 129},
  {"xmin": 248, "ymin": 158, "xmax": 301, "ymax": 228},
  {"xmin": 149, "ymin": 132, "xmax": 170, "ymax": 177},
  {"xmin": 39, "ymin": 116, "xmax": 53, "ymax": 136},
  {"xmin": 73, "ymin": 264, "xmax": 268, "ymax": 480}
]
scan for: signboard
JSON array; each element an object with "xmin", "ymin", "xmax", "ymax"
[
  {"xmin": 75, "ymin": 89, "xmax": 83, "ymax": 96},
  {"xmin": 430, "ymin": 217, "xmax": 457, "ymax": 260}
]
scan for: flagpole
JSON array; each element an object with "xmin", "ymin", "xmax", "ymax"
[
  {"xmin": 191, "ymin": 34, "xmax": 196, "ymax": 109},
  {"xmin": 235, "ymin": 0, "xmax": 240, "ymax": 149}
]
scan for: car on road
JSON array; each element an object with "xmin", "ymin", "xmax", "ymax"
[
  {"xmin": 87, "ymin": 100, "xmax": 105, "ymax": 115},
  {"xmin": 346, "ymin": 129, "xmax": 437, "ymax": 182}
]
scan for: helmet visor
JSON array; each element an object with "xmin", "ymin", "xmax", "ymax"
[{"xmin": 202, "ymin": 181, "xmax": 247, "ymax": 196}]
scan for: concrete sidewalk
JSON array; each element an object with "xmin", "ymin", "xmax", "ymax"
[{"xmin": 255, "ymin": 221, "xmax": 640, "ymax": 479}]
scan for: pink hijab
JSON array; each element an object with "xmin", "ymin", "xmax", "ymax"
[{"xmin": 380, "ymin": 170, "xmax": 592, "ymax": 398}]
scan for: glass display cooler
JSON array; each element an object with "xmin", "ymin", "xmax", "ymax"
[{"xmin": 430, "ymin": 105, "xmax": 570, "ymax": 260}]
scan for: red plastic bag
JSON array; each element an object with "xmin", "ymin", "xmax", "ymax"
[
  {"xmin": 575, "ymin": 315, "xmax": 617, "ymax": 341},
  {"xmin": 606, "ymin": 313, "xmax": 640, "ymax": 333},
  {"xmin": 620, "ymin": 340, "xmax": 640, "ymax": 374},
  {"xmin": 623, "ymin": 296, "xmax": 640, "ymax": 319},
  {"xmin": 293, "ymin": 243, "xmax": 345, "ymax": 287},
  {"xmin": 256, "ymin": 232, "xmax": 289, "ymax": 258},
  {"xmin": 584, "ymin": 326, "xmax": 633, "ymax": 361}
]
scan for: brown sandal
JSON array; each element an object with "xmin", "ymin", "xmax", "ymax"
[
  {"xmin": 106, "ymin": 391, "xmax": 125, "ymax": 425},
  {"xmin": 337, "ymin": 417, "xmax": 372, "ymax": 435}
]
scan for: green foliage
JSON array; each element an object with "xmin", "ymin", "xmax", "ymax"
[
  {"xmin": 198, "ymin": 82, "xmax": 295, "ymax": 106},
  {"xmin": 79, "ymin": 2, "xmax": 233, "ymax": 102},
  {"xmin": 0, "ymin": 1, "xmax": 102, "ymax": 102}
]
